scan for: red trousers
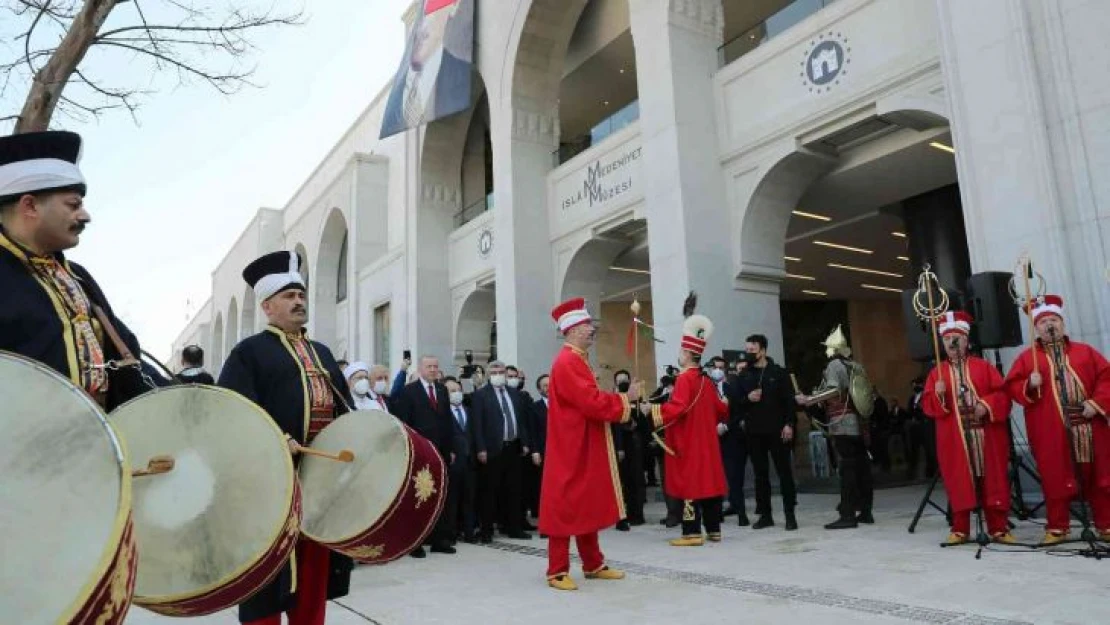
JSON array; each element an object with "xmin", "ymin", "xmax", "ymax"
[
  {"xmin": 546, "ymin": 532, "xmax": 604, "ymax": 578},
  {"xmin": 951, "ymin": 508, "xmax": 1009, "ymax": 536},
  {"xmin": 243, "ymin": 539, "xmax": 331, "ymax": 625},
  {"xmin": 1046, "ymin": 462, "xmax": 1110, "ymax": 533}
]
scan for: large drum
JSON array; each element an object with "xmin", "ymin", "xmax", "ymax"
[
  {"xmin": 109, "ymin": 385, "xmax": 299, "ymax": 616},
  {"xmin": 299, "ymin": 409, "xmax": 447, "ymax": 563},
  {"xmin": 0, "ymin": 351, "xmax": 137, "ymax": 624}
]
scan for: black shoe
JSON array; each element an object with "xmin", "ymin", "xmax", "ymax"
[
  {"xmin": 825, "ymin": 517, "xmax": 858, "ymax": 530},
  {"xmin": 722, "ymin": 506, "xmax": 738, "ymax": 517},
  {"xmin": 430, "ymin": 544, "xmax": 457, "ymax": 554},
  {"xmin": 785, "ymin": 511, "xmax": 798, "ymax": 531},
  {"xmin": 409, "ymin": 546, "xmax": 427, "ymax": 558},
  {"xmin": 629, "ymin": 517, "xmax": 646, "ymax": 527},
  {"xmin": 856, "ymin": 512, "xmax": 875, "ymax": 524},
  {"xmin": 616, "ymin": 520, "xmax": 631, "ymax": 532},
  {"xmin": 752, "ymin": 515, "xmax": 775, "ymax": 530},
  {"xmin": 479, "ymin": 533, "xmax": 493, "ymax": 544},
  {"xmin": 737, "ymin": 513, "xmax": 750, "ymax": 527},
  {"xmin": 506, "ymin": 532, "xmax": 532, "ymax": 540}
]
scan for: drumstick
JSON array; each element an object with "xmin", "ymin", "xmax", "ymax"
[
  {"xmin": 133, "ymin": 454, "xmax": 175, "ymax": 477},
  {"xmin": 294, "ymin": 444, "xmax": 355, "ymax": 463}
]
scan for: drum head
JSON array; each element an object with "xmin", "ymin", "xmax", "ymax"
[
  {"xmin": 110, "ymin": 386, "xmax": 295, "ymax": 602},
  {"xmin": 0, "ymin": 351, "xmax": 130, "ymax": 624},
  {"xmin": 300, "ymin": 410, "xmax": 411, "ymax": 543}
]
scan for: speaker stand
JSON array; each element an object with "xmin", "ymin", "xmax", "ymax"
[
  {"xmin": 909, "ymin": 472, "xmax": 950, "ymax": 533},
  {"xmin": 990, "ymin": 349, "xmax": 1043, "ymax": 520}
]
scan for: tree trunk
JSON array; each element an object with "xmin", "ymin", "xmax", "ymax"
[{"xmin": 13, "ymin": 0, "xmax": 121, "ymax": 133}]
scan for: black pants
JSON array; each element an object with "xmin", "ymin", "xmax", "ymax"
[
  {"xmin": 833, "ymin": 435, "xmax": 873, "ymax": 517},
  {"xmin": 620, "ymin": 435, "xmax": 646, "ymax": 522},
  {"xmin": 681, "ymin": 497, "xmax": 723, "ymax": 536},
  {"xmin": 747, "ymin": 432, "xmax": 796, "ymax": 514},
  {"xmin": 446, "ymin": 460, "xmax": 477, "ymax": 538},
  {"xmin": 720, "ymin": 431, "xmax": 749, "ymax": 513},
  {"xmin": 523, "ymin": 455, "xmax": 542, "ymax": 518},
  {"xmin": 479, "ymin": 441, "xmax": 524, "ymax": 536},
  {"xmin": 907, "ymin": 420, "xmax": 939, "ymax": 479},
  {"xmin": 871, "ymin": 429, "xmax": 892, "ymax": 473},
  {"xmin": 643, "ymin": 432, "xmax": 659, "ymax": 484}
]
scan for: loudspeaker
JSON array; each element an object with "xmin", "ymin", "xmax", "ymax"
[
  {"xmin": 966, "ymin": 272, "xmax": 1023, "ymax": 349},
  {"xmin": 901, "ymin": 288, "xmax": 965, "ymax": 363}
]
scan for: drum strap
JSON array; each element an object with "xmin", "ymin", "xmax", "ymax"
[{"xmin": 91, "ymin": 304, "xmax": 140, "ymax": 368}]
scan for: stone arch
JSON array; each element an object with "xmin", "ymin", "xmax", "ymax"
[
  {"xmin": 293, "ymin": 242, "xmax": 310, "ymax": 292},
  {"xmin": 455, "ymin": 285, "xmax": 497, "ymax": 365},
  {"xmin": 225, "ymin": 298, "xmax": 239, "ymax": 357},
  {"xmin": 211, "ymin": 313, "xmax": 224, "ymax": 374},
  {"xmin": 241, "ymin": 287, "xmax": 256, "ymax": 337},
  {"xmin": 560, "ymin": 235, "xmax": 635, "ymax": 306},
  {"xmin": 505, "ymin": 0, "xmax": 591, "ymax": 126},
  {"xmin": 313, "ymin": 209, "xmax": 348, "ymax": 351}
]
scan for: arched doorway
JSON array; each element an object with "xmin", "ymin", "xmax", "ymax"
[
  {"xmin": 455, "ymin": 285, "xmax": 496, "ymax": 366},
  {"xmin": 314, "ymin": 209, "xmax": 349, "ymax": 354},
  {"xmin": 226, "ymin": 298, "xmax": 239, "ymax": 357}
]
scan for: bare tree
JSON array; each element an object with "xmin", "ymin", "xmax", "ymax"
[{"xmin": 1, "ymin": 1, "xmax": 303, "ymax": 133}]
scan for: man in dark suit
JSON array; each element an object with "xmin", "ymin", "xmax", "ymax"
[
  {"xmin": 380, "ymin": 0, "xmax": 472, "ymax": 138},
  {"xmin": 471, "ymin": 360, "xmax": 533, "ymax": 542},
  {"xmin": 395, "ymin": 355, "xmax": 458, "ymax": 557},
  {"xmin": 530, "ymin": 374, "xmax": 550, "ymax": 525},
  {"xmin": 177, "ymin": 344, "xmax": 215, "ymax": 384},
  {"xmin": 444, "ymin": 376, "xmax": 478, "ymax": 542}
]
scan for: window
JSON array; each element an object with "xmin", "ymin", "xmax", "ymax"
[
  {"xmin": 374, "ymin": 303, "xmax": 391, "ymax": 364},
  {"xmin": 336, "ymin": 233, "xmax": 348, "ymax": 303}
]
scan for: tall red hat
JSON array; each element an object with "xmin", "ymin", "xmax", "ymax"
[
  {"xmin": 1027, "ymin": 295, "xmax": 1064, "ymax": 324},
  {"xmin": 937, "ymin": 311, "xmax": 973, "ymax": 337},
  {"xmin": 424, "ymin": 0, "xmax": 456, "ymax": 14},
  {"xmin": 680, "ymin": 315, "xmax": 713, "ymax": 358},
  {"xmin": 551, "ymin": 298, "xmax": 592, "ymax": 334}
]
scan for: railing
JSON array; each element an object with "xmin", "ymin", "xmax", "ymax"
[
  {"xmin": 717, "ymin": 0, "xmax": 840, "ymax": 68},
  {"xmin": 454, "ymin": 193, "xmax": 494, "ymax": 229},
  {"xmin": 553, "ymin": 100, "xmax": 640, "ymax": 166}
]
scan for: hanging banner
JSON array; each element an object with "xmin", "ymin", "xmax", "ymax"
[{"xmin": 379, "ymin": 0, "xmax": 474, "ymax": 139}]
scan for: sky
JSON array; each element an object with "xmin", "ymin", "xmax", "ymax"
[{"xmin": 1, "ymin": 0, "xmax": 412, "ymax": 362}]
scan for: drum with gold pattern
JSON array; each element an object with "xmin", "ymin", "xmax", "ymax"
[
  {"xmin": 299, "ymin": 409, "xmax": 447, "ymax": 563},
  {"xmin": 109, "ymin": 385, "xmax": 299, "ymax": 616},
  {"xmin": 0, "ymin": 351, "xmax": 137, "ymax": 624}
]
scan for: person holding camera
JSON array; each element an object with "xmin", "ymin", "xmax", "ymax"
[{"xmin": 733, "ymin": 334, "xmax": 799, "ymax": 531}]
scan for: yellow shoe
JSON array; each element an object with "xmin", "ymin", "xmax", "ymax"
[
  {"xmin": 547, "ymin": 575, "xmax": 578, "ymax": 591},
  {"xmin": 991, "ymin": 532, "xmax": 1017, "ymax": 545},
  {"xmin": 584, "ymin": 566, "xmax": 625, "ymax": 580},
  {"xmin": 707, "ymin": 532, "xmax": 722, "ymax": 543},
  {"xmin": 945, "ymin": 532, "xmax": 968, "ymax": 545},
  {"xmin": 1041, "ymin": 531, "xmax": 1069, "ymax": 546},
  {"xmin": 669, "ymin": 536, "xmax": 705, "ymax": 547}
]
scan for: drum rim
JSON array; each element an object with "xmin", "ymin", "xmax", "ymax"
[
  {"xmin": 0, "ymin": 351, "xmax": 136, "ymax": 625},
  {"xmin": 300, "ymin": 410, "xmax": 413, "ymax": 544},
  {"xmin": 109, "ymin": 384, "xmax": 297, "ymax": 605}
]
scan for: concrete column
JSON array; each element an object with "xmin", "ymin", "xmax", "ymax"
[
  {"xmin": 935, "ymin": 0, "xmax": 1110, "ymax": 351},
  {"xmin": 630, "ymin": 0, "xmax": 752, "ymax": 363}
]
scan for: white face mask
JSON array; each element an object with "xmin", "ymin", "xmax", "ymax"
[
  {"xmin": 506, "ymin": 377, "xmax": 521, "ymax": 389},
  {"xmin": 449, "ymin": 391, "xmax": 464, "ymax": 406},
  {"xmin": 709, "ymin": 368, "xmax": 725, "ymax": 382},
  {"xmin": 353, "ymin": 379, "xmax": 370, "ymax": 396},
  {"xmin": 373, "ymin": 380, "xmax": 388, "ymax": 395},
  {"xmin": 490, "ymin": 374, "xmax": 507, "ymax": 387}
]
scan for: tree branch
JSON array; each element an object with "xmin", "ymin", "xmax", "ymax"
[{"xmin": 96, "ymin": 39, "xmax": 258, "ymax": 94}]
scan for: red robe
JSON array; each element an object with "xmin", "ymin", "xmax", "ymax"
[
  {"xmin": 539, "ymin": 344, "xmax": 630, "ymax": 537},
  {"xmin": 651, "ymin": 367, "xmax": 729, "ymax": 500},
  {"xmin": 921, "ymin": 357, "xmax": 1011, "ymax": 513},
  {"xmin": 1004, "ymin": 340, "xmax": 1110, "ymax": 500}
]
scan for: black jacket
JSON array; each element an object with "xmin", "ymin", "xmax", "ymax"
[
  {"xmin": 733, "ymin": 358, "xmax": 797, "ymax": 435},
  {"xmin": 531, "ymin": 397, "xmax": 549, "ymax": 455},
  {"xmin": 178, "ymin": 367, "xmax": 215, "ymax": 385},
  {"xmin": 447, "ymin": 401, "xmax": 474, "ymax": 463},
  {"xmin": 395, "ymin": 379, "xmax": 457, "ymax": 458},
  {"xmin": 471, "ymin": 383, "xmax": 532, "ymax": 456}
]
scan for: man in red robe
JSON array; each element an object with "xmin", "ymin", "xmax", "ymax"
[
  {"xmin": 540, "ymin": 297, "xmax": 641, "ymax": 591},
  {"xmin": 1004, "ymin": 295, "xmax": 1110, "ymax": 544},
  {"xmin": 649, "ymin": 311, "xmax": 729, "ymax": 545},
  {"xmin": 921, "ymin": 311, "xmax": 1014, "ymax": 545}
]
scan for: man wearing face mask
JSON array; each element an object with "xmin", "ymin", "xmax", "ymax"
[
  {"xmin": 471, "ymin": 360, "xmax": 533, "ymax": 542},
  {"xmin": 509, "ymin": 365, "xmax": 544, "ymax": 526},
  {"xmin": 344, "ymin": 362, "xmax": 392, "ymax": 412},
  {"xmin": 1005, "ymin": 295, "xmax": 1110, "ymax": 545},
  {"xmin": 444, "ymin": 376, "xmax": 479, "ymax": 543},
  {"xmin": 612, "ymin": 370, "xmax": 647, "ymax": 529},
  {"xmin": 714, "ymin": 356, "xmax": 751, "ymax": 526},
  {"xmin": 530, "ymin": 374, "xmax": 551, "ymax": 528}
]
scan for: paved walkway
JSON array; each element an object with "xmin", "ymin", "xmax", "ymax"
[{"xmin": 126, "ymin": 486, "xmax": 1109, "ymax": 624}]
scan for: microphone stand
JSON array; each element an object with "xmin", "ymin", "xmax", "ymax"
[
  {"xmin": 951, "ymin": 338, "xmax": 990, "ymax": 557},
  {"xmin": 1046, "ymin": 328, "xmax": 1100, "ymax": 551}
]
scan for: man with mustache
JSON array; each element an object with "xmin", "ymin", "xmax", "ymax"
[
  {"xmin": 0, "ymin": 131, "xmax": 145, "ymax": 410},
  {"xmin": 219, "ymin": 250, "xmax": 354, "ymax": 625}
]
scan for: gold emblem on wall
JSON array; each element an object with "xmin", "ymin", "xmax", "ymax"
[{"xmin": 413, "ymin": 466, "xmax": 437, "ymax": 508}]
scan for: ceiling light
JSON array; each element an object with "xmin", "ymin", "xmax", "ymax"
[
  {"xmin": 814, "ymin": 241, "xmax": 873, "ymax": 254},
  {"xmin": 861, "ymin": 283, "xmax": 903, "ymax": 293},
  {"xmin": 802, "ymin": 290, "xmax": 827, "ymax": 296},
  {"xmin": 619, "ymin": 68, "xmax": 625, "ymax": 74},
  {"xmin": 610, "ymin": 266, "xmax": 650, "ymax": 275},
  {"xmin": 784, "ymin": 256, "xmax": 801, "ymax": 262},
  {"xmin": 930, "ymin": 141, "xmax": 955, "ymax": 154},
  {"xmin": 891, "ymin": 231, "xmax": 906, "ymax": 238},
  {"xmin": 786, "ymin": 273, "xmax": 816, "ymax": 281},
  {"xmin": 603, "ymin": 100, "xmax": 610, "ymax": 106},
  {"xmin": 897, "ymin": 256, "xmax": 909, "ymax": 261},
  {"xmin": 828, "ymin": 263, "xmax": 903, "ymax": 278},
  {"xmin": 792, "ymin": 210, "xmax": 832, "ymax": 222}
]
